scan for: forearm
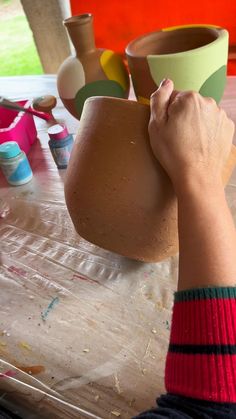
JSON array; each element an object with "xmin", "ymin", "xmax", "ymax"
[
  {"xmin": 177, "ymin": 177, "xmax": 236, "ymax": 291},
  {"xmin": 141, "ymin": 79, "xmax": 236, "ymax": 418},
  {"xmin": 164, "ymin": 177, "xmax": 236, "ymax": 402}
]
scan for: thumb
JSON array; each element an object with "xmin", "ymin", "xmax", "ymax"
[{"xmin": 150, "ymin": 78, "xmax": 174, "ymax": 125}]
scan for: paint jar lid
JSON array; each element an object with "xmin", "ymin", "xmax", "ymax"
[
  {"xmin": 48, "ymin": 124, "xmax": 69, "ymax": 140},
  {"xmin": 0, "ymin": 141, "xmax": 21, "ymax": 159}
]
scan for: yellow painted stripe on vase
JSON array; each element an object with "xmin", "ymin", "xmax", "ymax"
[
  {"xmin": 100, "ymin": 50, "xmax": 129, "ymax": 91},
  {"xmin": 162, "ymin": 24, "xmax": 221, "ymax": 32},
  {"xmin": 138, "ymin": 96, "xmax": 150, "ymax": 105}
]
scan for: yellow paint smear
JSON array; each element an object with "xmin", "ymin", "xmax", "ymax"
[{"xmin": 19, "ymin": 341, "xmax": 31, "ymax": 351}]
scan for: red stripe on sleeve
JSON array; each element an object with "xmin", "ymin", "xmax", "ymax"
[
  {"xmin": 170, "ymin": 298, "xmax": 236, "ymax": 345},
  {"xmin": 165, "ymin": 353, "xmax": 236, "ymax": 402},
  {"xmin": 165, "ymin": 289, "xmax": 236, "ymax": 402}
]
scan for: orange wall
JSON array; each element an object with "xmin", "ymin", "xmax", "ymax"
[{"xmin": 71, "ymin": 0, "xmax": 236, "ymax": 74}]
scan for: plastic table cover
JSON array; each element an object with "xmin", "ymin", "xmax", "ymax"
[{"xmin": 0, "ymin": 76, "xmax": 236, "ymax": 419}]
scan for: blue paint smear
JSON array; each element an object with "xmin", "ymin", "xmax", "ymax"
[{"xmin": 41, "ymin": 297, "xmax": 59, "ymax": 321}]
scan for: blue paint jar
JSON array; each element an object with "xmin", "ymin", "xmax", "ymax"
[
  {"xmin": 0, "ymin": 141, "xmax": 33, "ymax": 186},
  {"xmin": 48, "ymin": 124, "xmax": 74, "ymax": 169}
]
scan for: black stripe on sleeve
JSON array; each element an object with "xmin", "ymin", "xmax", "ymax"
[{"xmin": 169, "ymin": 343, "xmax": 236, "ymax": 355}]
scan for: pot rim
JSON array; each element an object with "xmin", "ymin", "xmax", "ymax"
[
  {"xmin": 125, "ymin": 26, "xmax": 228, "ymax": 59},
  {"xmin": 64, "ymin": 13, "xmax": 93, "ymax": 26},
  {"xmin": 83, "ymin": 95, "xmax": 150, "ymax": 110}
]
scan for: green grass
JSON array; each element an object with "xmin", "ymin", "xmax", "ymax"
[{"xmin": 0, "ymin": 14, "xmax": 43, "ymax": 76}]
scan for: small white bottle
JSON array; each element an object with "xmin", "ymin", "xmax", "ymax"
[{"xmin": 0, "ymin": 141, "xmax": 33, "ymax": 186}]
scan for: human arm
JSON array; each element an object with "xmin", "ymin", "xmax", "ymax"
[
  {"xmin": 136, "ymin": 80, "xmax": 236, "ymax": 418},
  {"xmin": 149, "ymin": 79, "xmax": 236, "ymax": 291}
]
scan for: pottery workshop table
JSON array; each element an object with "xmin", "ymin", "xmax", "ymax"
[{"xmin": 0, "ymin": 76, "xmax": 236, "ymax": 419}]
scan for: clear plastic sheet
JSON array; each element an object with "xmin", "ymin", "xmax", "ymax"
[{"xmin": 0, "ymin": 76, "xmax": 236, "ymax": 419}]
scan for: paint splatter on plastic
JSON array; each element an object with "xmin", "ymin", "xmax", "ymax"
[
  {"xmin": 0, "ymin": 370, "xmax": 17, "ymax": 379},
  {"xmin": 41, "ymin": 297, "xmax": 59, "ymax": 321},
  {"xmin": 165, "ymin": 320, "xmax": 170, "ymax": 330},
  {"xmin": 7, "ymin": 266, "xmax": 27, "ymax": 277},
  {"xmin": 16, "ymin": 365, "xmax": 45, "ymax": 375},
  {"xmin": 19, "ymin": 341, "xmax": 31, "ymax": 351}
]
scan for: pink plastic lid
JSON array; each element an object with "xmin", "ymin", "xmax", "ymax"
[{"xmin": 47, "ymin": 124, "xmax": 69, "ymax": 140}]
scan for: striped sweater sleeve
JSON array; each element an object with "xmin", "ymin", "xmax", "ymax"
[{"xmin": 165, "ymin": 287, "xmax": 236, "ymax": 402}]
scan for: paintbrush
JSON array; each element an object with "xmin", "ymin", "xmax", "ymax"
[{"xmin": 0, "ymin": 96, "xmax": 53, "ymax": 121}]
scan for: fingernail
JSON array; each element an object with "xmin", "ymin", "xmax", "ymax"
[{"xmin": 159, "ymin": 78, "xmax": 170, "ymax": 88}]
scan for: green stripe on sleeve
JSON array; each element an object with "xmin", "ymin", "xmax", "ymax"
[{"xmin": 175, "ymin": 287, "xmax": 236, "ymax": 302}]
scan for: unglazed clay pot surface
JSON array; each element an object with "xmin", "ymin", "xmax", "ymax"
[
  {"xmin": 64, "ymin": 97, "xmax": 236, "ymax": 262},
  {"xmin": 126, "ymin": 26, "xmax": 228, "ymax": 104},
  {"xmin": 57, "ymin": 13, "xmax": 130, "ymax": 119}
]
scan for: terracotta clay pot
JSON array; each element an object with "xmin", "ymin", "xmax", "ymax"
[
  {"xmin": 64, "ymin": 97, "xmax": 236, "ymax": 262},
  {"xmin": 57, "ymin": 13, "xmax": 130, "ymax": 119},
  {"xmin": 126, "ymin": 26, "xmax": 228, "ymax": 104}
]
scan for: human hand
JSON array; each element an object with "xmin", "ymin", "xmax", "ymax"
[{"xmin": 148, "ymin": 79, "xmax": 235, "ymax": 195}]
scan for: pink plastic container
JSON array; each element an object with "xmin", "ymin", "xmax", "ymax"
[{"xmin": 0, "ymin": 100, "xmax": 37, "ymax": 154}]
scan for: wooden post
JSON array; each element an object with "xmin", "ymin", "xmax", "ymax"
[{"xmin": 20, "ymin": 0, "xmax": 72, "ymax": 74}]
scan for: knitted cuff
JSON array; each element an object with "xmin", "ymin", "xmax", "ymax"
[{"xmin": 165, "ymin": 287, "xmax": 236, "ymax": 402}]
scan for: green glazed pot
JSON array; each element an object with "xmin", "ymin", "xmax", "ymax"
[{"xmin": 126, "ymin": 25, "xmax": 228, "ymax": 104}]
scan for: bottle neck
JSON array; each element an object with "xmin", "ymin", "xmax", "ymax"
[{"xmin": 64, "ymin": 14, "xmax": 96, "ymax": 57}]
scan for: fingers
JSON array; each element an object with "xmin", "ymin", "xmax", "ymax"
[
  {"xmin": 170, "ymin": 89, "xmax": 180, "ymax": 104},
  {"xmin": 150, "ymin": 78, "xmax": 174, "ymax": 125},
  {"xmin": 229, "ymin": 118, "xmax": 235, "ymax": 135},
  {"xmin": 203, "ymin": 96, "xmax": 218, "ymax": 106},
  {"xmin": 169, "ymin": 90, "xmax": 202, "ymax": 115},
  {"xmin": 225, "ymin": 115, "xmax": 235, "ymax": 140}
]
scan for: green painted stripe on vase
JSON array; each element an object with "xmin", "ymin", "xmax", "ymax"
[
  {"xmin": 75, "ymin": 79, "xmax": 125, "ymax": 118},
  {"xmin": 199, "ymin": 65, "xmax": 227, "ymax": 103}
]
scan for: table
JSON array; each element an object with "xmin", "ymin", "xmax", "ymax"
[{"xmin": 0, "ymin": 76, "xmax": 236, "ymax": 419}]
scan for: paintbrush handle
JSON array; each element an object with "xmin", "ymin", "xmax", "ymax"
[{"xmin": 0, "ymin": 97, "xmax": 52, "ymax": 121}]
